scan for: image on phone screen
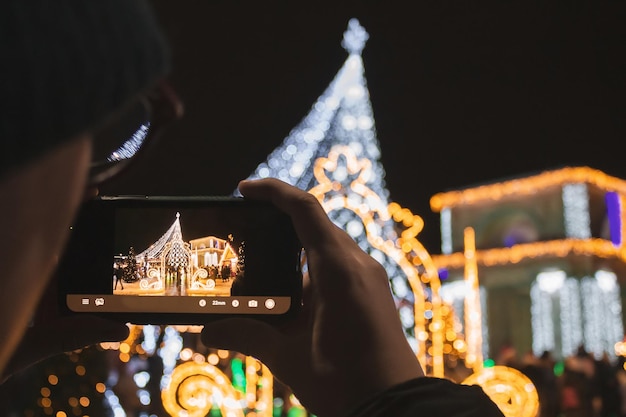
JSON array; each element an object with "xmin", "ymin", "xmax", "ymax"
[
  {"xmin": 60, "ymin": 198, "xmax": 302, "ymax": 321},
  {"xmin": 113, "ymin": 210, "xmax": 245, "ymax": 297}
]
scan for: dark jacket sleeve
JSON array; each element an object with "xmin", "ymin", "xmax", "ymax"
[{"xmin": 345, "ymin": 377, "xmax": 505, "ymax": 417}]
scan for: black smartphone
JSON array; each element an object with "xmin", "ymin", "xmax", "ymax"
[{"xmin": 56, "ymin": 196, "xmax": 303, "ymax": 324}]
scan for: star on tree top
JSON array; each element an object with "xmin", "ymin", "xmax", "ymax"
[{"xmin": 341, "ymin": 18, "xmax": 369, "ymax": 55}]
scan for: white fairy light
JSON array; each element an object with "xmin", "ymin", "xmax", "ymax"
[
  {"xmin": 562, "ymin": 183, "xmax": 591, "ymax": 238},
  {"xmin": 159, "ymin": 326, "xmax": 183, "ymax": 390},
  {"xmin": 440, "ymin": 208, "xmax": 452, "ymax": 254},
  {"xmin": 599, "ymin": 273, "xmax": 624, "ymax": 362},
  {"xmin": 530, "ymin": 276, "xmax": 557, "ymax": 356},
  {"xmin": 531, "ymin": 270, "xmax": 588, "ymax": 359},
  {"xmin": 242, "ymin": 18, "xmax": 390, "ymax": 210},
  {"xmin": 560, "ymin": 278, "xmax": 583, "ymax": 358},
  {"xmin": 480, "ymin": 286, "xmax": 490, "ymax": 359},
  {"xmin": 136, "ymin": 212, "xmax": 184, "ymax": 261},
  {"xmin": 582, "ymin": 276, "xmax": 603, "ymax": 358},
  {"xmin": 537, "ymin": 270, "xmax": 566, "ymax": 294},
  {"xmin": 590, "ymin": 270, "xmax": 623, "ymax": 360},
  {"xmin": 441, "ymin": 282, "xmax": 467, "ymax": 330}
]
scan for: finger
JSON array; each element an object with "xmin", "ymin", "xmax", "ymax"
[
  {"xmin": 201, "ymin": 318, "xmax": 284, "ymax": 360},
  {"xmin": 237, "ymin": 179, "xmax": 340, "ymax": 249}
]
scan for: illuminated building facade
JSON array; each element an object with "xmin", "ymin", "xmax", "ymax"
[
  {"xmin": 431, "ymin": 166, "xmax": 626, "ymax": 361},
  {"xmin": 121, "ymin": 213, "xmax": 239, "ymax": 296},
  {"xmin": 189, "ymin": 236, "xmax": 238, "ymax": 270}
]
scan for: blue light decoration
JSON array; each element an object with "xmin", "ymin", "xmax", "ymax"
[
  {"xmin": 241, "ymin": 18, "xmax": 418, "ymax": 346},
  {"xmin": 606, "ymin": 191, "xmax": 622, "ymax": 246}
]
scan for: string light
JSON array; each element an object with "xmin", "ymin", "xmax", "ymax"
[
  {"xmin": 559, "ymin": 278, "xmax": 583, "ymax": 358},
  {"xmin": 430, "ymin": 166, "xmax": 626, "ymax": 212},
  {"xmin": 161, "ymin": 361, "xmax": 244, "ymax": 417},
  {"xmin": 462, "ymin": 366, "xmax": 539, "ymax": 417},
  {"xmin": 440, "ymin": 208, "xmax": 453, "ymax": 254},
  {"xmin": 530, "ymin": 273, "xmax": 560, "ymax": 356},
  {"xmin": 432, "ymin": 238, "xmax": 626, "ymax": 269},
  {"xmin": 562, "ymin": 183, "xmax": 591, "ymax": 238},
  {"xmin": 595, "ymin": 270, "xmax": 624, "ymax": 361},
  {"xmin": 463, "ymin": 228, "xmax": 483, "ymax": 373}
]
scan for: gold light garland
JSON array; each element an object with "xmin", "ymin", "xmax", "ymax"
[
  {"xmin": 432, "ymin": 238, "xmax": 626, "ymax": 270},
  {"xmin": 463, "ymin": 366, "xmax": 539, "ymax": 417},
  {"xmin": 430, "ymin": 166, "xmax": 626, "ymax": 212},
  {"xmin": 244, "ymin": 356, "xmax": 273, "ymax": 417},
  {"xmin": 387, "ymin": 201, "xmax": 446, "ymax": 377},
  {"xmin": 308, "ymin": 147, "xmax": 540, "ymax": 417},
  {"xmin": 161, "ymin": 361, "xmax": 244, "ymax": 417},
  {"xmin": 309, "ymin": 145, "xmax": 447, "ymax": 376}
]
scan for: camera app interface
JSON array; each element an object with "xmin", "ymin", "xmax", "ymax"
[{"xmin": 64, "ymin": 202, "xmax": 299, "ymax": 316}]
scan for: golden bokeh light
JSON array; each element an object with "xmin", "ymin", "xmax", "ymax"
[
  {"xmin": 162, "ymin": 361, "xmax": 245, "ymax": 417},
  {"xmin": 207, "ymin": 353, "xmax": 220, "ymax": 365},
  {"xmin": 47, "ymin": 375, "xmax": 58, "ymax": 386},
  {"xmin": 463, "ymin": 366, "xmax": 539, "ymax": 417}
]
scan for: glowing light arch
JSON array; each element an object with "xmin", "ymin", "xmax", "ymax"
[
  {"xmin": 307, "ymin": 147, "xmax": 539, "ymax": 416},
  {"xmin": 161, "ymin": 361, "xmax": 244, "ymax": 417},
  {"xmin": 308, "ymin": 145, "xmax": 445, "ymax": 376},
  {"xmin": 462, "ymin": 366, "xmax": 539, "ymax": 417},
  {"xmin": 387, "ymin": 201, "xmax": 446, "ymax": 375}
]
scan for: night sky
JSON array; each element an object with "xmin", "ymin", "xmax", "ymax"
[{"xmin": 100, "ymin": 0, "xmax": 626, "ymax": 252}]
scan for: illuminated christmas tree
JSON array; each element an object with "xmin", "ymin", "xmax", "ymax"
[
  {"xmin": 122, "ymin": 246, "xmax": 139, "ymax": 282},
  {"xmin": 243, "ymin": 18, "xmax": 419, "ymax": 348}
]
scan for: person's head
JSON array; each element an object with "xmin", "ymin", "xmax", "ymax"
[{"xmin": 0, "ymin": 0, "xmax": 175, "ymax": 372}]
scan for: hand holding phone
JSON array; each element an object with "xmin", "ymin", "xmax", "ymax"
[{"xmin": 201, "ymin": 179, "xmax": 425, "ymax": 417}]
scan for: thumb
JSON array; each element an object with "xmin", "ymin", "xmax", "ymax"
[{"xmin": 201, "ymin": 318, "xmax": 284, "ymax": 361}]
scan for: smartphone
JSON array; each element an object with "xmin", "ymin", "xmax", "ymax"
[{"xmin": 56, "ymin": 196, "xmax": 303, "ymax": 324}]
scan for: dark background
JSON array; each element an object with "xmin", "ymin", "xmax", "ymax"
[{"xmin": 101, "ymin": 0, "xmax": 626, "ymax": 252}]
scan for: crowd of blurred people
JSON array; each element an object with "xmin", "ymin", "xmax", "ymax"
[{"xmin": 497, "ymin": 345, "xmax": 626, "ymax": 417}]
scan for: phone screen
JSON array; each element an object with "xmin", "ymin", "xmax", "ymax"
[{"xmin": 58, "ymin": 197, "xmax": 303, "ymax": 323}]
